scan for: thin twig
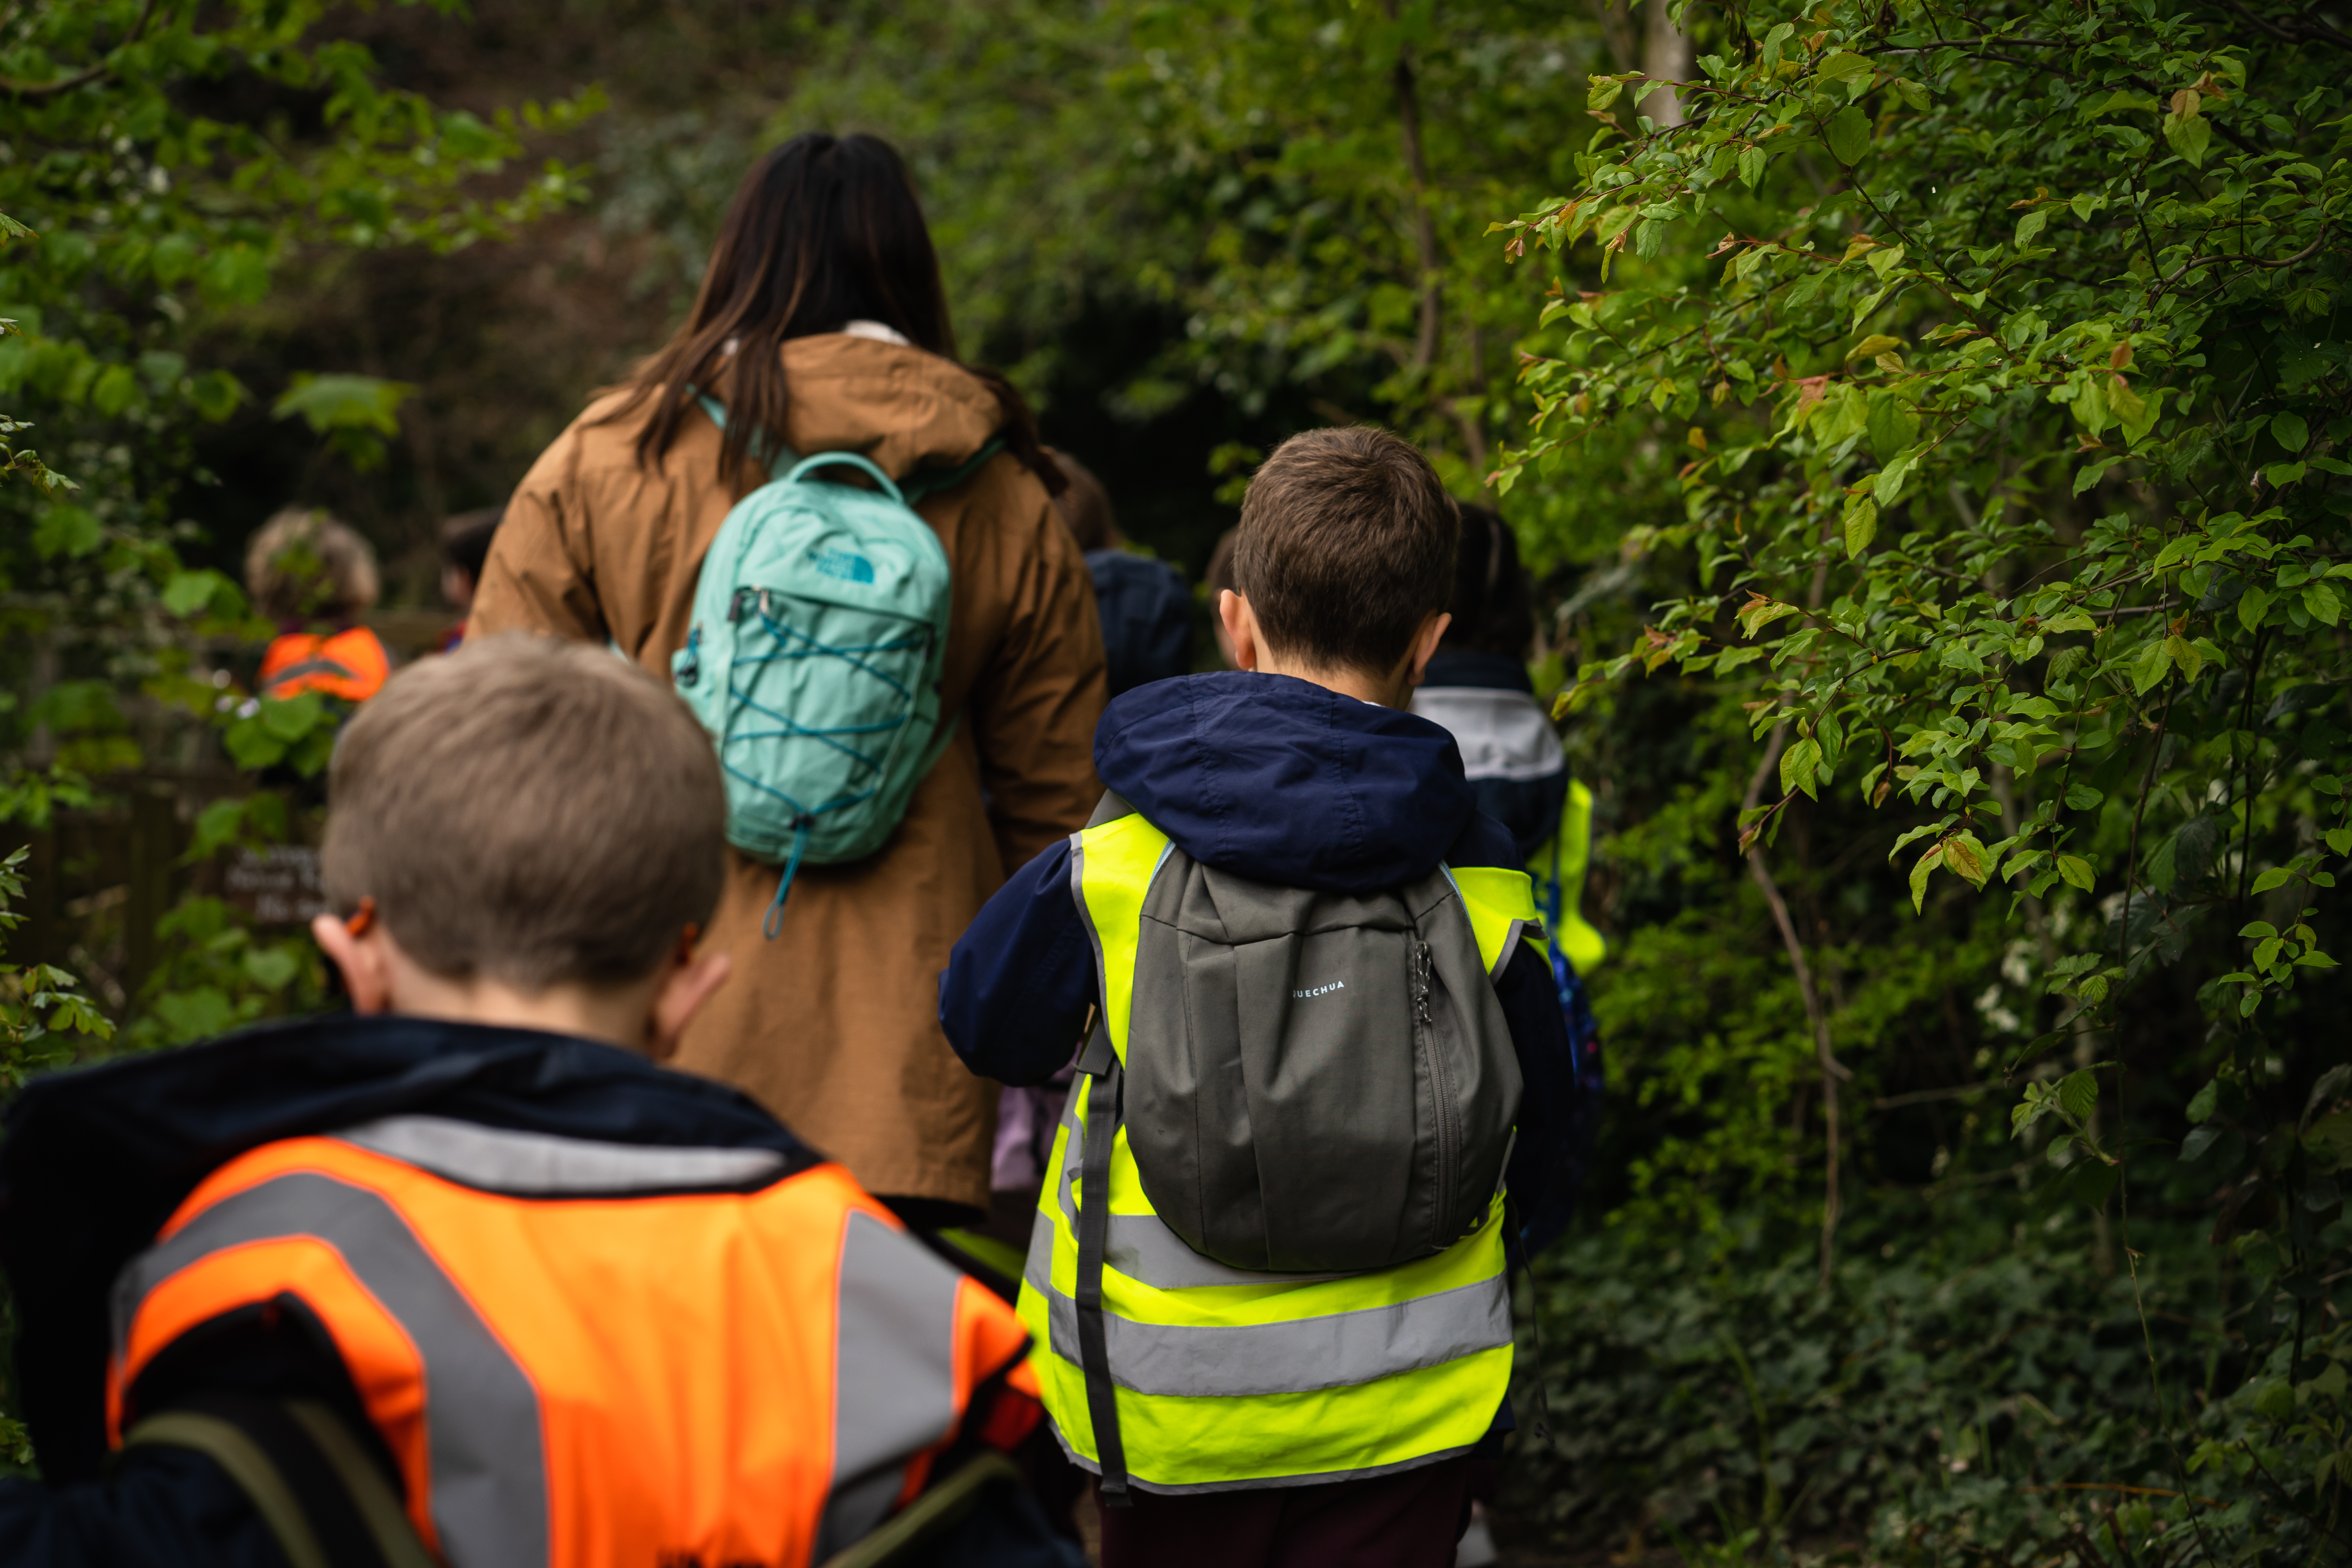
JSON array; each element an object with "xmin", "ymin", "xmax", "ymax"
[{"xmin": 0, "ymin": 0, "xmax": 159, "ymax": 96}]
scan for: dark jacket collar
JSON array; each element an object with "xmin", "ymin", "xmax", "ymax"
[{"xmin": 0, "ymin": 1012, "xmax": 819, "ymax": 1481}]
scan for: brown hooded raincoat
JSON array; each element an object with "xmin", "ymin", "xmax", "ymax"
[{"xmin": 469, "ymin": 334, "xmax": 1107, "ymax": 1209}]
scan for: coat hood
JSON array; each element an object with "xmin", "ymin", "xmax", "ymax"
[
  {"xmin": 1094, "ymin": 671, "xmax": 1510, "ymax": 893},
  {"xmin": 1410, "ymin": 653, "xmax": 1569, "ymax": 862},
  {"xmin": 0, "ymin": 1013, "xmax": 819, "ymax": 1482},
  {"xmin": 757, "ymin": 332, "xmax": 1005, "ymax": 481}
]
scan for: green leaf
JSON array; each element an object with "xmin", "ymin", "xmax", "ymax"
[
  {"xmin": 1815, "ymin": 50, "xmax": 1876, "ymax": 101},
  {"xmin": 2042, "ymin": 610, "xmax": 2096, "ymax": 634},
  {"xmin": 2252, "ymin": 867, "xmax": 2293, "ymax": 895},
  {"xmin": 2057, "ymin": 854, "xmax": 2095, "ymax": 891},
  {"xmin": 1910, "ymin": 842, "xmax": 1945, "ymax": 914},
  {"xmin": 2163, "ymin": 110, "xmax": 2212, "ymax": 167},
  {"xmin": 2240, "ymin": 585, "xmax": 2273, "ymax": 632},
  {"xmin": 272, "ymin": 373, "xmax": 417, "ymax": 439},
  {"xmin": 1736, "ymin": 146, "xmax": 1766, "ymax": 188},
  {"xmin": 2165, "ymin": 634, "xmax": 2203, "ymax": 681},
  {"xmin": 2305, "ymin": 583, "xmax": 2343, "ymax": 627},
  {"xmin": 1873, "ymin": 450, "xmax": 1917, "ymax": 507},
  {"xmin": 1844, "ymin": 497, "xmax": 1878, "ymax": 558},
  {"xmin": 2130, "ymin": 638, "xmax": 2172, "ymax": 694},
  {"xmin": 32, "ymin": 505, "xmax": 101, "ymax": 559},
  {"xmin": 242, "ymin": 945, "xmax": 302, "ymax": 992},
  {"xmin": 1944, "ymin": 832, "xmax": 1990, "ymax": 888},
  {"xmin": 2273, "ymin": 412, "xmax": 2311, "ymax": 453},
  {"xmin": 1824, "ymin": 106, "xmax": 1872, "ymax": 167},
  {"xmin": 2065, "ymin": 784, "xmax": 2104, "ymax": 810},
  {"xmin": 2015, "ymin": 207, "xmax": 2050, "ymax": 248},
  {"xmin": 1781, "ymin": 736, "xmax": 1823, "ymax": 800},
  {"xmin": 162, "ymin": 570, "xmax": 229, "ymax": 619},
  {"xmin": 1587, "ymin": 74, "xmax": 1626, "ymax": 111}
]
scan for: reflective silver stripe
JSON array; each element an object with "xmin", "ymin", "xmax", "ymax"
[
  {"xmin": 1042, "ymin": 1104, "xmax": 1352, "ymax": 1290},
  {"xmin": 1068, "ymin": 830, "xmax": 1112, "ymax": 1023},
  {"xmin": 1495, "ymin": 918, "xmax": 1534, "ymax": 981},
  {"xmin": 112, "ymin": 1173, "xmax": 548, "ymax": 1568},
  {"xmin": 815, "ymin": 1210, "xmax": 966, "ymax": 1557},
  {"xmin": 1035, "ymin": 1273, "xmax": 1510, "ymax": 1398},
  {"xmin": 1047, "ymin": 1424, "xmax": 1483, "ymax": 1495},
  {"xmin": 334, "ymin": 1115, "xmax": 786, "ymax": 1195}
]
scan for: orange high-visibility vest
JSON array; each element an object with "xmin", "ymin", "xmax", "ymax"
[
  {"xmin": 259, "ymin": 627, "xmax": 391, "ymax": 702},
  {"xmin": 106, "ymin": 1119, "xmax": 1040, "ymax": 1568}
]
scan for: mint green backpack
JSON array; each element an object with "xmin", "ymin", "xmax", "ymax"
[{"xmin": 672, "ymin": 395, "xmax": 999, "ymax": 933}]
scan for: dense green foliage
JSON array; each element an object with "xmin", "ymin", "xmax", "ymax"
[{"xmin": 2, "ymin": 2, "xmax": 2350, "ymax": 1562}]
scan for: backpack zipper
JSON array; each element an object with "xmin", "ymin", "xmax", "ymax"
[{"xmin": 1414, "ymin": 936, "xmax": 1456, "ymax": 1249}]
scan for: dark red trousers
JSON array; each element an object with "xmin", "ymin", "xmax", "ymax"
[{"xmin": 1095, "ymin": 1452, "xmax": 1482, "ymax": 1568}]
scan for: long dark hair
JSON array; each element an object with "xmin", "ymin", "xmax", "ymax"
[
  {"xmin": 610, "ymin": 132, "xmax": 1062, "ymax": 493},
  {"xmin": 1446, "ymin": 504, "xmax": 1536, "ymax": 659}
]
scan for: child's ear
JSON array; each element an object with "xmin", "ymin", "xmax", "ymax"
[
  {"xmin": 312, "ymin": 912, "xmax": 395, "ymax": 1014},
  {"xmin": 1218, "ymin": 590, "xmax": 1263, "ymax": 673},
  {"xmin": 647, "ymin": 949, "xmax": 732, "ymax": 1062},
  {"xmin": 1405, "ymin": 610, "xmax": 1452, "ymax": 689}
]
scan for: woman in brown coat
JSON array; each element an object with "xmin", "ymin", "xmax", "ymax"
[{"xmin": 469, "ymin": 133, "xmax": 1106, "ymax": 1224}]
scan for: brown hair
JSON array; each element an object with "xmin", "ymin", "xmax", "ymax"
[
  {"xmin": 1231, "ymin": 428, "xmax": 1458, "ymax": 676},
  {"xmin": 438, "ymin": 506, "xmax": 504, "ymax": 582},
  {"xmin": 245, "ymin": 507, "xmax": 380, "ymax": 625},
  {"xmin": 1444, "ymin": 504, "xmax": 1535, "ymax": 660},
  {"xmin": 606, "ymin": 132, "xmax": 1063, "ymax": 496},
  {"xmin": 1046, "ymin": 449, "xmax": 1119, "ymax": 552},
  {"xmin": 321, "ymin": 635, "xmax": 728, "ymax": 991}
]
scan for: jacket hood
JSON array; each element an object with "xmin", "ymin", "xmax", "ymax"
[
  {"xmin": 0, "ymin": 1012, "xmax": 819, "ymax": 1482},
  {"xmin": 1410, "ymin": 673, "xmax": 1569, "ymax": 864},
  {"xmin": 1094, "ymin": 671, "xmax": 1489, "ymax": 893},
  {"xmin": 762, "ymin": 333, "xmax": 1003, "ymax": 481}
]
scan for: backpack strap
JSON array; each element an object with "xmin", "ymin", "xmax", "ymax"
[
  {"xmin": 816, "ymin": 1450, "xmax": 1023, "ymax": 1568},
  {"xmin": 1071, "ymin": 1016, "xmax": 1133, "ymax": 1508},
  {"xmin": 691, "ymin": 387, "xmax": 793, "ymax": 476},
  {"xmin": 118, "ymin": 1393, "xmax": 433, "ymax": 1568},
  {"xmin": 1086, "ymin": 789, "xmax": 1136, "ymax": 829},
  {"xmin": 896, "ymin": 437, "xmax": 1005, "ymax": 504}
]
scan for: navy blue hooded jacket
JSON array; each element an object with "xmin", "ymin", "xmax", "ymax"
[{"xmin": 938, "ymin": 670, "xmax": 1582, "ymax": 1256}]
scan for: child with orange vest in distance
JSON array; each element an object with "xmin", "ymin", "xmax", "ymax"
[
  {"xmin": 0, "ymin": 636, "xmax": 1080, "ymax": 1568},
  {"xmin": 245, "ymin": 507, "xmax": 394, "ymax": 702}
]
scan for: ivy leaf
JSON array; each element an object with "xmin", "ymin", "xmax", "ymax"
[{"xmin": 1824, "ymin": 106, "xmax": 1873, "ymax": 167}]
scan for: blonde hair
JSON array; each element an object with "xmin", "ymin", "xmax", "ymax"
[
  {"xmin": 322, "ymin": 636, "xmax": 728, "ymax": 990},
  {"xmin": 245, "ymin": 507, "xmax": 380, "ymax": 623}
]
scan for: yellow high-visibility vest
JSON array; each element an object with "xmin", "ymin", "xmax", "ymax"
[
  {"xmin": 1016, "ymin": 806, "xmax": 1540, "ymax": 1495},
  {"xmin": 1534, "ymin": 777, "xmax": 1606, "ymax": 974}
]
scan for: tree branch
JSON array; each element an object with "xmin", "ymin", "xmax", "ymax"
[{"xmin": 0, "ymin": 0, "xmax": 160, "ymax": 97}]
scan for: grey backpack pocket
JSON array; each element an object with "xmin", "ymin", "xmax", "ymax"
[{"xmin": 1120, "ymin": 848, "xmax": 1522, "ymax": 1274}]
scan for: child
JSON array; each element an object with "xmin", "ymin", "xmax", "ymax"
[
  {"xmin": 940, "ymin": 429, "xmax": 1580, "ymax": 1568},
  {"xmin": 245, "ymin": 506, "xmax": 392, "ymax": 702},
  {"xmin": 436, "ymin": 505, "xmax": 504, "ymax": 649},
  {"xmin": 0, "ymin": 637, "xmax": 1078, "ymax": 1568},
  {"xmin": 1410, "ymin": 502, "xmax": 1607, "ymax": 1244},
  {"xmin": 1046, "ymin": 450, "xmax": 1191, "ymax": 697}
]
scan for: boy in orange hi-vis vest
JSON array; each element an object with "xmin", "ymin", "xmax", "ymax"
[
  {"xmin": 0, "ymin": 637, "xmax": 1080, "ymax": 1568},
  {"xmin": 246, "ymin": 507, "xmax": 394, "ymax": 702}
]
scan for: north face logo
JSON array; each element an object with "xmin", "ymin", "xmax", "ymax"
[{"xmin": 808, "ymin": 546, "xmax": 875, "ymax": 584}]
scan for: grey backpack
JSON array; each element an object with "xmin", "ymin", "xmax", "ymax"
[{"xmin": 1086, "ymin": 798, "xmax": 1525, "ymax": 1275}]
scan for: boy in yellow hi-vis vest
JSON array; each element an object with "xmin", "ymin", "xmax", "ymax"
[{"xmin": 940, "ymin": 429, "xmax": 1586, "ymax": 1568}]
